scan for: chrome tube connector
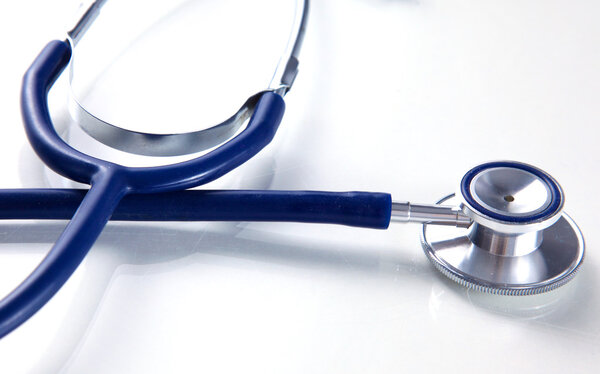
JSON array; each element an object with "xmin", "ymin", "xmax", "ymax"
[
  {"xmin": 391, "ymin": 201, "xmax": 471, "ymax": 228},
  {"xmin": 67, "ymin": 0, "xmax": 107, "ymax": 45},
  {"xmin": 269, "ymin": 0, "xmax": 310, "ymax": 96}
]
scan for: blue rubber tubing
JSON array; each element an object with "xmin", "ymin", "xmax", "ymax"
[
  {"xmin": 0, "ymin": 189, "xmax": 391, "ymax": 228},
  {"xmin": 0, "ymin": 40, "xmax": 392, "ymax": 339},
  {"xmin": 2, "ymin": 39, "xmax": 289, "ymax": 339},
  {"xmin": 22, "ymin": 41, "xmax": 287, "ymax": 192}
]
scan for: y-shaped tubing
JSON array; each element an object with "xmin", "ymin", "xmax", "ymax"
[{"xmin": 0, "ymin": 40, "xmax": 284, "ymax": 339}]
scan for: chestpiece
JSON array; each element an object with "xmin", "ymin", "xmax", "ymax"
[{"xmin": 421, "ymin": 161, "xmax": 584, "ymax": 295}]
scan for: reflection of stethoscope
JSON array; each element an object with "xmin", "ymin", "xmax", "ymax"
[{"xmin": 0, "ymin": 0, "xmax": 584, "ymax": 339}]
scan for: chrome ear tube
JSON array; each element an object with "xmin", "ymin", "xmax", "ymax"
[
  {"xmin": 66, "ymin": 0, "xmax": 310, "ymax": 157},
  {"xmin": 418, "ymin": 161, "xmax": 584, "ymax": 295}
]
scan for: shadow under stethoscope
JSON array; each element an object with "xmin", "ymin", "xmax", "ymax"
[{"xmin": 0, "ymin": 219, "xmax": 420, "ymax": 374}]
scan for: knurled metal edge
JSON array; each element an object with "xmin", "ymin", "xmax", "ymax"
[{"xmin": 421, "ymin": 234, "xmax": 584, "ymax": 296}]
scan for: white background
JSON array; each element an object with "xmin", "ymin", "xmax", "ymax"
[{"xmin": 0, "ymin": 0, "xmax": 599, "ymax": 373}]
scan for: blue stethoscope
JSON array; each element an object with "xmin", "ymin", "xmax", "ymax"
[{"xmin": 0, "ymin": 0, "xmax": 584, "ymax": 338}]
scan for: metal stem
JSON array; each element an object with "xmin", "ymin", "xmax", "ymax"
[
  {"xmin": 269, "ymin": 0, "xmax": 310, "ymax": 96},
  {"xmin": 67, "ymin": 0, "xmax": 107, "ymax": 45},
  {"xmin": 390, "ymin": 201, "xmax": 471, "ymax": 228}
]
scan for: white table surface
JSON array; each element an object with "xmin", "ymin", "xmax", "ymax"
[{"xmin": 0, "ymin": 0, "xmax": 598, "ymax": 373}]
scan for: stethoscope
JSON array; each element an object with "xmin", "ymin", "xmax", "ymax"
[{"xmin": 0, "ymin": 0, "xmax": 584, "ymax": 339}]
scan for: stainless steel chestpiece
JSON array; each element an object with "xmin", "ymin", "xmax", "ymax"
[{"xmin": 420, "ymin": 161, "xmax": 584, "ymax": 295}]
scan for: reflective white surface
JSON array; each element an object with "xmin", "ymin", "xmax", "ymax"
[{"xmin": 0, "ymin": 0, "xmax": 599, "ymax": 372}]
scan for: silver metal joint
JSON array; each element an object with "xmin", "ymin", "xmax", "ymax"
[
  {"xmin": 67, "ymin": 0, "xmax": 107, "ymax": 45},
  {"xmin": 390, "ymin": 201, "xmax": 471, "ymax": 228},
  {"xmin": 269, "ymin": 0, "xmax": 309, "ymax": 96}
]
